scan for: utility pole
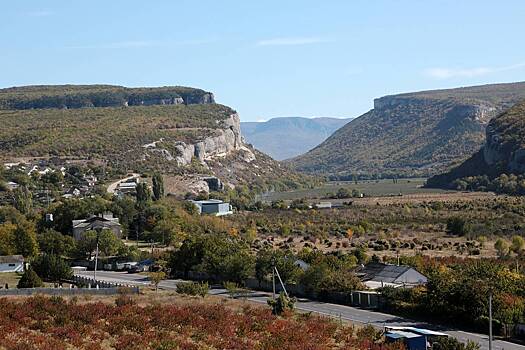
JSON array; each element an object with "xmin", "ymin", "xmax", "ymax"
[
  {"xmin": 93, "ymin": 236, "xmax": 99, "ymax": 282},
  {"xmin": 93, "ymin": 228, "xmax": 101, "ymax": 282},
  {"xmin": 489, "ymin": 292, "xmax": 493, "ymax": 350},
  {"xmin": 272, "ymin": 265, "xmax": 276, "ymax": 299},
  {"xmin": 274, "ymin": 266, "xmax": 289, "ymax": 298}
]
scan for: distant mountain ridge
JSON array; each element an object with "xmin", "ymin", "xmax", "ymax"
[
  {"xmin": 0, "ymin": 84, "xmax": 214, "ymax": 110},
  {"xmin": 289, "ymin": 82, "xmax": 525, "ymax": 178},
  {"xmin": 241, "ymin": 117, "xmax": 351, "ymax": 160}
]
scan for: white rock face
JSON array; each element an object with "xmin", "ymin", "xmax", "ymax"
[{"xmin": 173, "ymin": 113, "xmax": 255, "ymax": 166}]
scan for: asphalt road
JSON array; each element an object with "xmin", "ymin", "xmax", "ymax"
[{"xmin": 77, "ymin": 271, "xmax": 525, "ymax": 350}]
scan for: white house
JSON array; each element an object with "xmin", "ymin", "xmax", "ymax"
[
  {"xmin": 0, "ymin": 255, "xmax": 25, "ymax": 273},
  {"xmin": 191, "ymin": 199, "xmax": 233, "ymax": 216},
  {"xmin": 355, "ymin": 262, "xmax": 428, "ymax": 290}
]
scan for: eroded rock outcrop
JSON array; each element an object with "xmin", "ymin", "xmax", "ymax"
[{"xmin": 158, "ymin": 113, "xmax": 254, "ymax": 167}]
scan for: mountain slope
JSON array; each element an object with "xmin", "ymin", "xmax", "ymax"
[
  {"xmin": 0, "ymin": 85, "xmax": 312, "ymax": 194},
  {"xmin": 427, "ymin": 99, "xmax": 525, "ymax": 188},
  {"xmin": 289, "ymin": 82, "xmax": 525, "ymax": 178},
  {"xmin": 241, "ymin": 117, "xmax": 350, "ymax": 160}
]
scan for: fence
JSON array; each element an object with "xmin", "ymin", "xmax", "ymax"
[
  {"xmin": 72, "ymin": 275, "xmax": 140, "ymax": 290},
  {"xmin": 0, "ymin": 275, "xmax": 140, "ymax": 296}
]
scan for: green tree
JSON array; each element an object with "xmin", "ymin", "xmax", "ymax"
[
  {"xmin": 14, "ymin": 221, "xmax": 39, "ymax": 258},
  {"xmin": 446, "ymin": 217, "xmax": 472, "ymax": 236},
  {"xmin": 336, "ymin": 188, "xmax": 351, "ymax": 199},
  {"xmin": 0, "ymin": 223, "xmax": 16, "ymax": 255},
  {"xmin": 201, "ymin": 235, "xmax": 255, "ymax": 283},
  {"xmin": 149, "ymin": 271, "xmax": 166, "ymax": 292},
  {"xmin": 37, "ymin": 229, "xmax": 76, "ymax": 257},
  {"xmin": 255, "ymin": 248, "xmax": 302, "ymax": 284},
  {"xmin": 136, "ymin": 182, "xmax": 151, "ymax": 206},
  {"xmin": 32, "ymin": 254, "xmax": 73, "ymax": 282},
  {"xmin": 168, "ymin": 236, "xmax": 206, "ymax": 278},
  {"xmin": 12, "ymin": 186, "xmax": 33, "ymax": 215},
  {"xmin": 510, "ymin": 235, "xmax": 524, "ymax": 255},
  {"xmin": 152, "ymin": 173, "xmax": 164, "ymax": 201},
  {"xmin": 76, "ymin": 229, "xmax": 124, "ymax": 259},
  {"xmin": 494, "ymin": 238, "xmax": 509, "ymax": 258},
  {"xmin": 17, "ymin": 268, "xmax": 44, "ymax": 288}
]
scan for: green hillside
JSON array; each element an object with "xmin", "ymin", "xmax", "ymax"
[{"xmin": 289, "ymin": 82, "xmax": 525, "ymax": 178}]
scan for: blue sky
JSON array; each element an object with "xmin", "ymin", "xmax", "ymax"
[{"xmin": 1, "ymin": 1, "xmax": 525, "ymax": 121}]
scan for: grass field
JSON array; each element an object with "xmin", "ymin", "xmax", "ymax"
[
  {"xmin": 260, "ymin": 178, "xmax": 452, "ymax": 201},
  {"xmin": 0, "ymin": 272, "xmax": 21, "ymax": 289}
]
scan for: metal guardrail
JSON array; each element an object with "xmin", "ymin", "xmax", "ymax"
[{"xmin": 0, "ymin": 286, "xmax": 138, "ymax": 296}]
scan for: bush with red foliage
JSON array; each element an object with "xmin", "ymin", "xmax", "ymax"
[{"xmin": 0, "ymin": 296, "xmax": 404, "ymax": 350}]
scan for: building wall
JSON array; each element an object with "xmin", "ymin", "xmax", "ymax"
[
  {"xmin": 73, "ymin": 226, "xmax": 122, "ymax": 241},
  {"xmin": 0, "ymin": 262, "xmax": 24, "ymax": 273}
]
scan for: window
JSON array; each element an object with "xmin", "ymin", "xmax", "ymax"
[{"xmin": 8, "ymin": 264, "xmax": 15, "ymax": 267}]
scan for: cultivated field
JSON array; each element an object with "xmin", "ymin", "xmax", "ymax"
[{"xmin": 259, "ymin": 178, "xmax": 452, "ymax": 201}]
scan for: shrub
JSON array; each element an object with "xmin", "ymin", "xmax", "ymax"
[
  {"xmin": 176, "ymin": 281, "xmax": 208, "ymax": 297},
  {"xmin": 115, "ymin": 294, "xmax": 135, "ymax": 307},
  {"xmin": 17, "ymin": 269, "xmax": 43, "ymax": 288},
  {"xmin": 446, "ymin": 217, "xmax": 471, "ymax": 236},
  {"xmin": 267, "ymin": 292, "xmax": 296, "ymax": 315}
]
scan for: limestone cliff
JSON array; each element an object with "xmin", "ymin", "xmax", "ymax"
[
  {"xmin": 427, "ymin": 99, "xmax": 525, "ymax": 187},
  {"xmin": 0, "ymin": 85, "xmax": 215, "ymax": 110}
]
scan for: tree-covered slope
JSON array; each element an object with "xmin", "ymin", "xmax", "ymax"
[
  {"xmin": 241, "ymin": 117, "xmax": 350, "ymax": 160},
  {"xmin": 289, "ymin": 82, "xmax": 525, "ymax": 178}
]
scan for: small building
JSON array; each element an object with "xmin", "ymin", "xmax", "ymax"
[
  {"xmin": 191, "ymin": 199, "xmax": 233, "ymax": 216},
  {"xmin": 117, "ymin": 180, "xmax": 138, "ymax": 195},
  {"xmin": 72, "ymin": 213, "xmax": 122, "ymax": 240},
  {"xmin": 6, "ymin": 182, "xmax": 19, "ymax": 191},
  {"xmin": 0, "ymin": 255, "xmax": 24, "ymax": 273},
  {"xmin": 355, "ymin": 262, "xmax": 427, "ymax": 289},
  {"xmin": 385, "ymin": 327, "xmax": 448, "ymax": 350},
  {"xmin": 314, "ymin": 202, "xmax": 332, "ymax": 209}
]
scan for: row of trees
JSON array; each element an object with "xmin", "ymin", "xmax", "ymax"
[{"xmin": 168, "ymin": 234, "xmax": 368, "ymax": 295}]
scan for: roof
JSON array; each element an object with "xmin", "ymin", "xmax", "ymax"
[
  {"xmin": 73, "ymin": 216, "xmax": 121, "ymax": 230},
  {"xmin": 386, "ymin": 327, "xmax": 448, "ymax": 337},
  {"xmin": 192, "ymin": 199, "xmax": 225, "ymax": 205},
  {"xmin": 0, "ymin": 255, "xmax": 24, "ymax": 263},
  {"xmin": 356, "ymin": 262, "xmax": 426, "ymax": 284},
  {"xmin": 386, "ymin": 331, "xmax": 423, "ymax": 339}
]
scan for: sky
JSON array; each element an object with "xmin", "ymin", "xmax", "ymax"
[{"xmin": 1, "ymin": 1, "xmax": 525, "ymax": 122}]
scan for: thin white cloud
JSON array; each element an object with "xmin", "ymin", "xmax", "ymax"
[
  {"xmin": 425, "ymin": 62, "xmax": 525, "ymax": 79},
  {"xmin": 255, "ymin": 37, "xmax": 331, "ymax": 47},
  {"xmin": 69, "ymin": 39, "xmax": 214, "ymax": 50},
  {"xmin": 70, "ymin": 41, "xmax": 158, "ymax": 50},
  {"xmin": 28, "ymin": 10, "xmax": 54, "ymax": 17}
]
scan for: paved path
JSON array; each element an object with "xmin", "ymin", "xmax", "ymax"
[{"xmin": 77, "ymin": 271, "xmax": 525, "ymax": 350}]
